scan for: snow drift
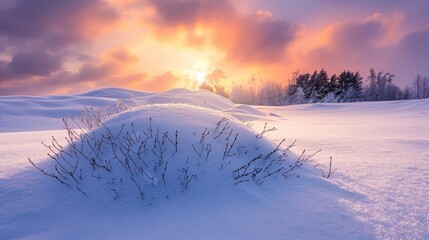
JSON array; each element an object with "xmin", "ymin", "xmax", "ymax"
[
  {"xmin": 4, "ymin": 88, "xmax": 426, "ymax": 239},
  {"xmin": 0, "ymin": 88, "xmax": 237, "ymax": 132},
  {"xmin": 31, "ymin": 104, "xmax": 303, "ymax": 204}
]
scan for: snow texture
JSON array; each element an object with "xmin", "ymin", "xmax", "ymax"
[{"xmin": 0, "ymin": 88, "xmax": 428, "ymax": 239}]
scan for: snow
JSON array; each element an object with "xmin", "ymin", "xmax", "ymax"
[
  {"xmin": 256, "ymin": 100, "xmax": 429, "ymax": 239},
  {"xmin": 34, "ymin": 103, "xmax": 300, "ymax": 205},
  {"xmin": 0, "ymin": 88, "xmax": 428, "ymax": 239},
  {"xmin": 0, "ymin": 88, "xmax": 235, "ymax": 132}
]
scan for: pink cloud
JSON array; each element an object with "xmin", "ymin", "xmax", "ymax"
[{"xmin": 146, "ymin": 0, "xmax": 298, "ymax": 64}]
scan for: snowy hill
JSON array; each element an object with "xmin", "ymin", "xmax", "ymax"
[
  {"xmin": 0, "ymin": 88, "xmax": 428, "ymax": 239},
  {"xmin": 0, "ymin": 88, "xmax": 236, "ymax": 132}
]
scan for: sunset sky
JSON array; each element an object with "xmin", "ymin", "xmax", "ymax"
[{"xmin": 1, "ymin": 0, "xmax": 428, "ymax": 95}]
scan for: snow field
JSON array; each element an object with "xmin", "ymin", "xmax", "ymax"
[{"xmin": 1, "ymin": 88, "xmax": 428, "ymax": 239}]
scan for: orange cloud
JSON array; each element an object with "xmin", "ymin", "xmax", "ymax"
[
  {"xmin": 2, "ymin": 1, "xmax": 428, "ymax": 95},
  {"xmin": 206, "ymin": 68, "xmax": 226, "ymax": 83},
  {"xmin": 105, "ymin": 47, "xmax": 139, "ymax": 63},
  {"xmin": 138, "ymin": 71, "xmax": 179, "ymax": 91},
  {"xmin": 145, "ymin": 0, "xmax": 299, "ymax": 64},
  {"xmin": 126, "ymin": 71, "xmax": 201, "ymax": 92}
]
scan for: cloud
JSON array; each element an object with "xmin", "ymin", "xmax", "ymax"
[
  {"xmin": 0, "ymin": 70, "xmax": 72, "ymax": 95},
  {"xmin": 147, "ymin": 0, "xmax": 234, "ymax": 29},
  {"xmin": 0, "ymin": 0, "xmax": 120, "ymax": 50},
  {"xmin": 320, "ymin": 21, "xmax": 383, "ymax": 52},
  {"xmin": 0, "ymin": 45, "xmax": 146, "ymax": 95},
  {"xmin": 0, "ymin": 0, "xmax": 122, "ymax": 95},
  {"xmin": 2, "ymin": 0, "xmax": 428, "ymax": 95},
  {"xmin": 0, "ymin": 65, "xmax": 114, "ymax": 96},
  {"xmin": 299, "ymin": 12, "xmax": 403, "ymax": 78},
  {"xmin": 70, "ymin": 48, "xmax": 140, "ymax": 85},
  {"xmin": 0, "ymin": 60, "xmax": 20, "ymax": 83},
  {"xmin": 205, "ymin": 68, "xmax": 226, "ymax": 83},
  {"xmin": 135, "ymin": 71, "xmax": 181, "ymax": 92},
  {"xmin": 396, "ymin": 28, "xmax": 429, "ymax": 64},
  {"xmin": 0, "ymin": 60, "xmax": 187, "ymax": 95},
  {"xmin": 146, "ymin": 0, "xmax": 298, "ymax": 64},
  {"xmin": 393, "ymin": 27, "xmax": 429, "ymax": 79},
  {"xmin": 74, "ymin": 62, "xmax": 114, "ymax": 82},
  {"xmin": 8, "ymin": 51, "xmax": 62, "ymax": 76},
  {"xmin": 225, "ymin": 12, "xmax": 298, "ymax": 63},
  {"xmin": 106, "ymin": 48, "xmax": 139, "ymax": 63},
  {"xmin": 309, "ymin": 12, "xmax": 404, "ymax": 62},
  {"xmin": 298, "ymin": 11, "xmax": 429, "ymax": 85}
]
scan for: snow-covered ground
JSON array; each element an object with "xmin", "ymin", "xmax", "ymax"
[{"xmin": 0, "ymin": 88, "xmax": 428, "ymax": 239}]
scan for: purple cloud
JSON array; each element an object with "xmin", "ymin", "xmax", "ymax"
[
  {"xmin": 0, "ymin": 0, "xmax": 119, "ymax": 50},
  {"xmin": 148, "ymin": 0, "xmax": 234, "ymax": 28},
  {"xmin": 8, "ymin": 51, "xmax": 62, "ymax": 76},
  {"xmin": 227, "ymin": 13, "xmax": 298, "ymax": 63},
  {"xmin": 327, "ymin": 21, "xmax": 384, "ymax": 51},
  {"xmin": 393, "ymin": 28, "xmax": 429, "ymax": 80},
  {"xmin": 304, "ymin": 19, "xmax": 386, "ymax": 73},
  {"xmin": 397, "ymin": 28, "xmax": 429, "ymax": 63}
]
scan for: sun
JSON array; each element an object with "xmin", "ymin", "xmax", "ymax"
[
  {"xmin": 194, "ymin": 71, "xmax": 207, "ymax": 83},
  {"xmin": 192, "ymin": 59, "xmax": 210, "ymax": 83}
]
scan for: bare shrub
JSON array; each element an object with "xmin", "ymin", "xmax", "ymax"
[{"xmin": 29, "ymin": 105, "xmax": 315, "ymax": 203}]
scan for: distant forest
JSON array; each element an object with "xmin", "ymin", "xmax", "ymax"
[{"xmin": 200, "ymin": 68, "xmax": 429, "ymax": 105}]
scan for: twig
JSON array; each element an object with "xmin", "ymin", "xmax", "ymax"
[
  {"xmin": 200, "ymin": 128, "xmax": 209, "ymax": 144},
  {"xmin": 130, "ymin": 177, "xmax": 145, "ymax": 200},
  {"xmin": 162, "ymin": 161, "xmax": 168, "ymax": 185},
  {"xmin": 321, "ymin": 157, "xmax": 337, "ymax": 179},
  {"xmin": 265, "ymin": 138, "xmax": 285, "ymax": 159},
  {"xmin": 76, "ymin": 186, "xmax": 88, "ymax": 197},
  {"xmin": 28, "ymin": 158, "xmax": 70, "ymax": 186},
  {"xmin": 256, "ymin": 122, "xmax": 277, "ymax": 139}
]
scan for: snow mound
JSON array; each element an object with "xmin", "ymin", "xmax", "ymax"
[
  {"xmin": 78, "ymin": 88, "xmax": 235, "ymax": 111},
  {"xmin": 35, "ymin": 104, "xmax": 300, "ymax": 204},
  {"xmin": 79, "ymin": 87, "xmax": 149, "ymax": 99},
  {"xmin": 0, "ymin": 88, "xmax": 236, "ymax": 132},
  {"xmin": 134, "ymin": 89, "xmax": 235, "ymax": 111},
  {"xmin": 225, "ymin": 104, "xmax": 266, "ymax": 116}
]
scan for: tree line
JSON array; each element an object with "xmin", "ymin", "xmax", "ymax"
[{"xmin": 200, "ymin": 68, "xmax": 429, "ymax": 105}]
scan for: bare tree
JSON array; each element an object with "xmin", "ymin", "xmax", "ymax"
[
  {"xmin": 364, "ymin": 68, "xmax": 400, "ymax": 101},
  {"xmin": 413, "ymin": 75, "xmax": 429, "ymax": 99},
  {"xmin": 256, "ymin": 80, "xmax": 286, "ymax": 106}
]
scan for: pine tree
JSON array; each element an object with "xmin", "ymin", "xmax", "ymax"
[
  {"xmin": 336, "ymin": 71, "xmax": 363, "ymax": 102},
  {"xmin": 317, "ymin": 69, "xmax": 330, "ymax": 100},
  {"xmin": 307, "ymin": 69, "xmax": 329, "ymax": 102},
  {"xmin": 329, "ymin": 74, "xmax": 338, "ymax": 95},
  {"xmin": 352, "ymin": 72, "xmax": 363, "ymax": 101},
  {"xmin": 295, "ymin": 73, "xmax": 311, "ymax": 101}
]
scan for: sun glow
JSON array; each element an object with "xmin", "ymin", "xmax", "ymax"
[
  {"xmin": 191, "ymin": 59, "xmax": 210, "ymax": 83},
  {"xmin": 194, "ymin": 71, "xmax": 207, "ymax": 83}
]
